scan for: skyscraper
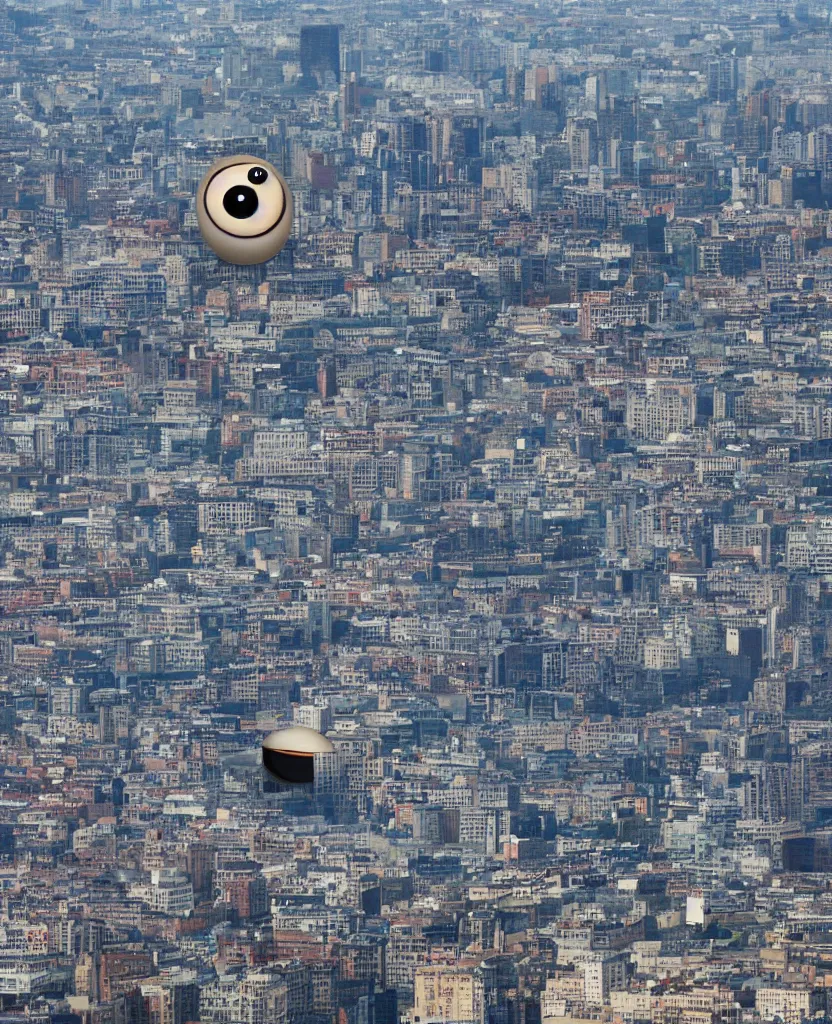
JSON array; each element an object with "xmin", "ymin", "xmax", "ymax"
[
  {"xmin": 300, "ymin": 25, "xmax": 341, "ymax": 89},
  {"xmin": 707, "ymin": 55, "xmax": 738, "ymax": 102}
]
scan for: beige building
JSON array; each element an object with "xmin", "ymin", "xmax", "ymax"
[
  {"xmin": 756, "ymin": 987, "xmax": 825, "ymax": 1024},
  {"xmin": 413, "ymin": 964, "xmax": 483, "ymax": 1023},
  {"xmin": 652, "ymin": 985, "xmax": 738, "ymax": 1024}
]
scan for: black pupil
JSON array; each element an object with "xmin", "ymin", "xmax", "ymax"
[
  {"xmin": 222, "ymin": 185, "xmax": 258, "ymax": 219},
  {"xmin": 248, "ymin": 166, "xmax": 268, "ymax": 184}
]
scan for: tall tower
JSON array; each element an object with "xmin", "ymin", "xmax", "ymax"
[
  {"xmin": 300, "ymin": 25, "xmax": 341, "ymax": 89},
  {"xmin": 317, "ymin": 356, "xmax": 336, "ymax": 400}
]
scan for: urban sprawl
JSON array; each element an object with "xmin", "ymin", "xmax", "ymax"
[{"xmin": 5, "ymin": 1, "xmax": 832, "ymax": 1023}]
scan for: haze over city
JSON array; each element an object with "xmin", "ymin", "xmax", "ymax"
[{"xmin": 3, "ymin": 0, "xmax": 832, "ymax": 1023}]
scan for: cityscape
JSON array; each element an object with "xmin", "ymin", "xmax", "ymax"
[{"xmin": 5, "ymin": 0, "xmax": 832, "ymax": 1023}]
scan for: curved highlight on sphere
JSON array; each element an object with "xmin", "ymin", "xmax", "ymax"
[
  {"xmin": 196, "ymin": 155, "xmax": 293, "ymax": 265},
  {"xmin": 262, "ymin": 726, "xmax": 334, "ymax": 786}
]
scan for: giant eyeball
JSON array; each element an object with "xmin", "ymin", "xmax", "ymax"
[
  {"xmin": 197, "ymin": 155, "xmax": 293, "ymax": 265},
  {"xmin": 262, "ymin": 726, "xmax": 334, "ymax": 785}
]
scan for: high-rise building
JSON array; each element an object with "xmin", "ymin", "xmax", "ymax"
[
  {"xmin": 300, "ymin": 25, "xmax": 341, "ymax": 89},
  {"xmin": 567, "ymin": 116, "xmax": 599, "ymax": 172},
  {"xmin": 317, "ymin": 356, "xmax": 336, "ymax": 399},
  {"xmin": 424, "ymin": 49, "xmax": 446, "ymax": 72},
  {"xmin": 340, "ymin": 72, "xmax": 360, "ymax": 128},
  {"xmin": 222, "ymin": 46, "xmax": 242, "ymax": 87},
  {"xmin": 707, "ymin": 56, "xmax": 738, "ymax": 102}
]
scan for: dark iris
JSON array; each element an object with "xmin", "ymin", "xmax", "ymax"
[
  {"xmin": 262, "ymin": 747, "xmax": 314, "ymax": 785},
  {"xmin": 248, "ymin": 166, "xmax": 268, "ymax": 184},
  {"xmin": 222, "ymin": 185, "xmax": 258, "ymax": 219}
]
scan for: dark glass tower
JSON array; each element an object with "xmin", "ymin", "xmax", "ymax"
[{"xmin": 300, "ymin": 25, "xmax": 341, "ymax": 89}]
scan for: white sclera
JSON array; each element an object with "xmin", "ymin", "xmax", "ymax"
[
  {"xmin": 196, "ymin": 155, "xmax": 293, "ymax": 266},
  {"xmin": 203, "ymin": 162, "xmax": 286, "ymax": 238}
]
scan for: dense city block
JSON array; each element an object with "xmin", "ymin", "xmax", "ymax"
[{"xmin": 3, "ymin": 0, "xmax": 832, "ymax": 1023}]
